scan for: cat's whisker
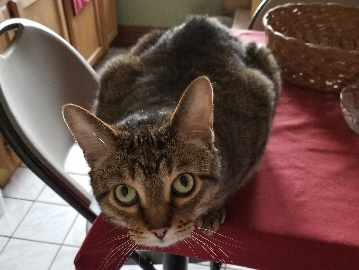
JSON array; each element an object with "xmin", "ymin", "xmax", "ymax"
[
  {"xmin": 193, "ymin": 231, "xmax": 252, "ymax": 265},
  {"xmin": 102, "ymin": 236, "xmax": 129, "ymax": 247},
  {"xmin": 98, "ymin": 239, "xmax": 137, "ymax": 270},
  {"xmin": 188, "ymin": 234, "xmax": 218, "ymax": 261},
  {"xmin": 97, "ymin": 240, "xmax": 134, "ymax": 266},
  {"xmin": 194, "ymin": 229, "xmax": 249, "ymax": 250},
  {"xmin": 190, "ymin": 234, "xmax": 228, "ymax": 264},
  {"xmin": 192, "ymin": 232, "xmax": 234, "ymax": 264},
  {"xmin": 183, "ymin": 238, "xmax": 199, "ymax": 260},
  {"xmin": 93, "ymin": 234, "xmax": 130, "ymax": 247},
  {"xmin": 114, "ymin": 242, "xmax": 138, "ymax": 270},
  {"xmin": 98, "ymin": 243, "xmax": 128, "ymax": 270},
  {"xmin": 196, "ymin": 226, "xmax": 216, "ymax": 236},
  {"xmin": 98, "ymin": 244, "xmax": 120, "ymax": 270},
  {"xmin": 109, "ymin": 245, "xmax": 136, "ymax": 270},
  {"xmin": 214, "ymin": 232, "xmax": 248, "ymax": 245}
]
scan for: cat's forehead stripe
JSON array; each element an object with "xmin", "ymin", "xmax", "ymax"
[{"xmin": 126, "ymin": 130, "xmax": 173, "ymax": 178}]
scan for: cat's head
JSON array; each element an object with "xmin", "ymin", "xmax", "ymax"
[{"xmin": 63, "ymin": 76, "xmax": 221, "ymax": 247}]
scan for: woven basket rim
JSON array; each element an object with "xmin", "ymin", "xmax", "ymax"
[{"xmin": 263, "ymin": 3, "xmax": 359, "ymax": 54}]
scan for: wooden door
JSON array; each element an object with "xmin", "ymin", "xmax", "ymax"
[
  {"xmin": 62, "ymin": 0, "xmax": 103, "ymax": 66},
  {"xmin": 8, "ymin": 0, "xmax": 70, "ymax": 41}
]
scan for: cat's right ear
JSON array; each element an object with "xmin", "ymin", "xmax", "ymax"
[
  {"xmin": 62, "ymin": 104, "xmax": 116, "ymax": 166},
  {"xmin": 170, "ymin": 76, "xmax": 214, "ymax": 141}
]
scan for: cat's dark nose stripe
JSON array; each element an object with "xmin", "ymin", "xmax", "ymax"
[{"xmin": 150, "ymin": 227, "xmax": 169, "ymax": 239}]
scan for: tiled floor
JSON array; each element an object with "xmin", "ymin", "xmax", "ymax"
[{"xmin": 0, "ymin": 155, "xmax": 89, "ymax": 270}]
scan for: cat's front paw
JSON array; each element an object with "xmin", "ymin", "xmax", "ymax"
[{"xmin": 195, "ymin": 208, "xmax": 226, "ymax": 236}]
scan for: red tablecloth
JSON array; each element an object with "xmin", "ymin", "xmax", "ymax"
[{"xmin": 75, "ymin": 30, "xmax": 359, "ymax": 270}]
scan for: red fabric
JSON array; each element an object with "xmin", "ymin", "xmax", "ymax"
[
  {"xmin": 71, "ymin": 0, "xmax": 90, "ymax": 15},
  {"xmin": 75, "ymin": 31, "xmax": 359, "ymax": 270}
]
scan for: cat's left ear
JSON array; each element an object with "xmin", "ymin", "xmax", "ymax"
[
  {"xmin": 170, "ymin": 76, "xmax": 214, "ymax": 140},
  {"xmin": 62, "ymin": 104, "xmax": 117, "ymax": 166}
]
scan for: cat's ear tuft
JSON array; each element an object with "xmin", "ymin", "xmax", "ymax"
[
  {"xmin": 62, "ymin": 104, "xmax": 116, "ymax": 166},
  {"xmin": 171, "ymin": 76, "xmax": 214, "ymax": 140}
]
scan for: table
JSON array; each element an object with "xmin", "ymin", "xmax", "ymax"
[{"xmin": 74, "ymin": 30, "xmax": 359, "ymax": 270}]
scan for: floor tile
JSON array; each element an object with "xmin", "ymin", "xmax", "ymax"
[
  {"xmin": 13, "ymin": 202, "xmax": 77, "ymax": 244},
  {"xmin": 65, "ymin": 144, "xmax": 90, "ymax": 175},
  {"xmin": 0, "ymin": 238, "xmax": 59, "ymax": 270},
  {"xmin": 187, "ymin": 263, "xmax": 212, "ymax": 269},
  {"xmin": 49, "ymin": 245, "xmax": 78, "ymax": 270},
  {"xmin": 0, "ymin": 236, "xmax": 9, "ymax": 253},
  {"xmin": 37, "ymin": 186, "xmax": 69, "ymax": 206},
  {"xmin": 64, "ymin": 214, "xmax": 87, "ymax": 247},
  {"xmin": 2, "ymin": 167, "xmax": 45, "ymax": 200},
  {"xmin": 0, "ymin": 198, "xmax": 32, "ymax": 237}
]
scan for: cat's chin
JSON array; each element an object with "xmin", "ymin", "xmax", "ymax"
[{"xmin": 132, "ymin": 230, "xmax": 191, "ymax": 248}]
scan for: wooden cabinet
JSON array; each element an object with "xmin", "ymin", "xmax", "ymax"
[
  {"xmin": 9, "ymin": 0, "xmax": 70, "ymax": 42},
  {"xmin": 62, "ymin": 0, "xmax": 103, "ymax": 65},
  {"xmin": 62, "ymin": 0, "xmax": 119, "ymax": 65},
  {"xmin": 1, "ymin": 0, "xmax": 118, "ymax": 65}
]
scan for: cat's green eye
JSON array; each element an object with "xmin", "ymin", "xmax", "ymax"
[
  {"xmin": 172, "ymin": 174, "xmax": 195, "ymax": 196},
  {"xmin": 115, "ymin": 185, "xmax": 138, "ymax": 205}
]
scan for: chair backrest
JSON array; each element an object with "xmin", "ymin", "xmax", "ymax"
[
  {"xmin": 249, "ymin": 0, "xmax": 359, "ymax": 31},
  {"xmin": 0, "ymin": 19, "xmax": 99, "ymax": 221}
]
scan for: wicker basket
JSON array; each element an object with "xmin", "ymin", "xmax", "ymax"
[{"xmin": 263, "ymin": 3, "xmax": 359, "ymax": 94}]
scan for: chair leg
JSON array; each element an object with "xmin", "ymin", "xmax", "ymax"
[
  {"xmin": 129, "ymin": 251, "xmax": 156, "ymax": 270},
  {"xmin": 163, "ymin": 253, "xmax": 188, "ymax": 270},
  {"xmin": 210, "ymin": 262, "xmax": 222, "ymax": 270}
]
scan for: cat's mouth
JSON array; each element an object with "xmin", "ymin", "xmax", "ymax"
[{"xmin": 130, "ymin": 226, "xmax": 194, "ymax": 247}]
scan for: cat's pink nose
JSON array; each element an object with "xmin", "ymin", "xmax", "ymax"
[{"xmin": 150, "ymin": 227, "xmax": 169, "ymax": 239}]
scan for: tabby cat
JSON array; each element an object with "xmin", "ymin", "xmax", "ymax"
[{"xmin": 62, "ymin": 16, "xmax": 280, "ymax": 247}]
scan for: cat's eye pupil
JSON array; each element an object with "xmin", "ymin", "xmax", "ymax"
[
  {"xmin": 121, "ymin": 186, "xmax": 129, "ymax": 197},
  {"xmin": 180, "ymin": 176, "xmax": 188, "ymax": 187}
]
